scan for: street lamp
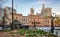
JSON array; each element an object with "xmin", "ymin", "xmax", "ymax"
[
  {"xmin": 51, "ymin": 13, "xmax": 55, "ymax": 33},
  {"xmin": 11, "ymin": 0, "xmax": 14, "ymax": 30}
]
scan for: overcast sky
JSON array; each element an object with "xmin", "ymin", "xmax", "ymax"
[{"xmin": 3, "ymin": 0, "xmax": 60, "ymax": 16}]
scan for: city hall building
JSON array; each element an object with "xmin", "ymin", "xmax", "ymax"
[
  {"xmin": 9, "ymin": 3, "xmax": 52, "ymax": 27},
  {"xmin": 2, "ymin": 3, "xmax": 60, "ymax": 27}
]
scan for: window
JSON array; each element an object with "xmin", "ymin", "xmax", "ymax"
[{"xmin": 24, "ymin": 18, "xmax": 25, "ymax": 20}]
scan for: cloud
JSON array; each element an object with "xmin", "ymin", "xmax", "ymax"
[
  {"xmin": 55, "ymin": 4, "xmax": 60, "ymax": 6},
  {"xmin": 30, "ymin": 0, "xmax": 51, "ymax": 6}
]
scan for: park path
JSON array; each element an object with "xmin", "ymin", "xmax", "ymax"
[
  {"xmin": 0, "ymin": 32, "xmax": 7, "ymax": 37},
  {"xmin": 0, "ymin": 32, "xmax": 12, "ymax": 37}
]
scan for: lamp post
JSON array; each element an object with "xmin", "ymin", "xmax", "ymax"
[
  {"xmin": 51, "ymin": 13, "xmax": 55, "ymax": 33},
  {"xmin": 11, "ymin": 0, "xmax": 14, "ymax": 30}
]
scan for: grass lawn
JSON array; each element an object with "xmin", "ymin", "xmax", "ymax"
[{"xmin": 1, "ymin": 29, "xmax": 57, "ymax": 37}]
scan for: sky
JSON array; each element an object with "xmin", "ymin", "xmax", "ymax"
[{"xmin": 3, "ymin": 0, "xmax": 60, "ymax": 16}]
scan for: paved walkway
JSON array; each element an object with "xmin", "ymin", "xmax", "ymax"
[
  {"xmin": 0, "ymin": 32, "xmax": 7, "ymax": 37},
  {"xmin": 0, "ymin": 30, "xmax": 18, "ymax": 37},
  {"xmin": 0, "ymin": 32, "xmax": 12, "ymax": 37}
]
